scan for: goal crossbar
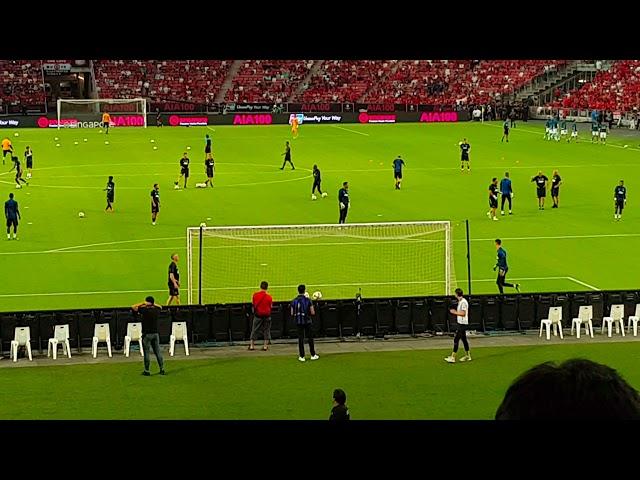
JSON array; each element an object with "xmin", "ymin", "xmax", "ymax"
[{"xmin": 57, "ymin": 97, "xmax": 147, "ymax": 128}]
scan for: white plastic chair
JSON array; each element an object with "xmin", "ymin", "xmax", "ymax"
[
  {"xmin": 47, "ymin": 324, "xmax": 71, "ymax": 360},
  {"xmin": 571, "ymin": 305, "xmax": 594, "ymax": 339},
  {"xmin": 539, "ymin": 306, "xmax": 563, "ymax": 340},
  {"xmin": 124, "ymin": 322, "xmax": 144, "ymax": 357},
  {"xmin": 627, "ymin": 304, "xmax": 640, "ymax": 337},
  {"xmin": 169, "ymin": 322, "xmax": 189, "ymax": 356},
  {"xmin": 92, "ymin": 323, "xmax": 112, "ymax": 358},
  {"xmin": 10, "ymin": 326, "xmax": 32, "ymax": 362},
  {"xmin": 602, "ymin": 304, "xmax": 625, "ymax": 338}
]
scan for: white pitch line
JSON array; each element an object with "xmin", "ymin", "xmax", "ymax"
[
  {"xmin": 47, "ymin": 236, "xmax": 183, "ymax": 253},
  {"xmin": 566, "ymin": 276, "xmax": 600, "ymax": 291},
  {"xmin": 458, "ymin": 233, "xmax": 640, "ymax": 242},
  {"xmin": 207, "ymin": 126, "xmax": 216, "ymax": 132},
  {"xmin": 331, "ymin": 125, "xmax": 370, "ymax": 136}
]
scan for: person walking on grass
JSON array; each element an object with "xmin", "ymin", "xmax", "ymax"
[
  {"xmin": 249, "ymin": 281, "xmax": 273, "ymax": 351},
  {"xmin": 291, "ymin": 284, "xmax": 318, "ymax": 362},
  {"xmin": 132, "ymin": 296, "xmax": 166, "ymax": 376},
  {"xmin": 444, "ymin": 288, "xmax": 471, "ymax": 363}
]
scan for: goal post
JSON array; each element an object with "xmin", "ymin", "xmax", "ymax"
[
  {"xmin": 187, "ymin": 221, "xmax": 455, "ymax": 305},
  {"xmin": 56, "ymin": 98, "xmax": 147, "ymax": 128}
]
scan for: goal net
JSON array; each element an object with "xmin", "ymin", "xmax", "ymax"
[
  {"xmin": 187, "ymin": 221, "xmax": 455, "ymax": 305},
  {"xmin": 57, "ymin": 98, "xmax": 147, "ymax": 128}
]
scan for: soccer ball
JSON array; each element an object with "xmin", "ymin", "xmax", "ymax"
[
  {"xmin": 174, "ymin": 184, "xmax": 180, "ymax": 189},
  {"xmin": 150, "ymin": 139, "xmax": 155, "ymax": 143},
  {"xmin": 312, "ymin": 291, "xmax": 322, "ymax": 300},
  {"xmin": 78, "ymin": 211, "xmax": 85, "ymax": 218},
  {"xmin": 54, "ymin": 137, "xmax": 59, "ymax": 141},
  {"xmin": 104, "ymin": 141, "xmax": 109, "ymax": 145},
  {"xmin": 200, "ymin": 222, "xmax": 207, "ymax": 227},
  {"xmin": 15, "ymin": 184, "xmax": 21, "ymax": 189},
  {"xmin": 14, "ymin": 132, "xmax": 19, "ymax": 137},
  {"xmin": 187, "ymin": 146, "xmax": 191, "ymax": 150},
  {"xmin": 304, "ymin": 292, "xmax": 310, "ymax": 298},
  {"xmin": 153, "ymin": 146, "xmax": 158, "ymax": 150},
  {"xmin": 321, "ymin": 192, "xmax": 328, "ymax": 198},
  {"xmin": 56, "ymin": 144, "xmax": 61, "ymax": 147},
  {"xmin": 74, "ymin": 141, "xmax": 78, "ymax": 145},
  {"xmin": 83, "ymin": 138, "xmax": 88, "ymax": 142},
  {"xmin": 311, "ymin": 194, "xmax": 317, "ymax": 200}
]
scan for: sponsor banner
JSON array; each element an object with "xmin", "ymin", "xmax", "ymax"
[
  {"xmin": 37, "ymin": 115, "xmax": 145, "ymax": 128},
  {"xmin": 233, "ymin": 114, "xmax": 273, "ymax": 125},
  {"xmin": 289, "ymin": 113, "xmax": 343, "ymax": 124},
  {"xmin": 355, "ymin": 103, "xmax": 396, "ymax": 113},
  {"xmin": 288, "ymin": 103, "xmax": 342, "ymax": 113},
  {"xmin": 150, "ymin": 101, "xmax": 213, "ymax": 113},
  {"xmin": 43, "ymin": 63, "xmax": 72, "ymax": 75},
  {"xmin": 358, "ymin": 112, "xmax": 396, "ymax": 124},
  {"xmin": 224, "ymin": 103, "xmax": 276, "ymax": 113},
  {"xmin": 168, "ymin": 115, "xmax": 209, "ymax": 126},
  {"xmin": 0, "ymin": 118, "xmax": 21, "ymax": 128},
  {"xmin": 418, "ymin": 111, "xmax": 459, "ymax": 123}
]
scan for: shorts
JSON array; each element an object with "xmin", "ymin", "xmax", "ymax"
[
  {"xmin": 26, "ymin": 159, "xmax": 32, "ymax": 168},
  {"xmin": 461, "ymin": 154, "xmax": 469, "ymax": 161},
  {"xmin": 103, "ymin": 121, "xmax": 110, "ymax": 128},
  {"xmin": 181, "ymin": 168, "xmax": 190, "ymax": 178},
  {"xmin": 537, "ymin": 187, "xmax": 546, "ymax": 198},
  {"xmin": 168, "ymin": 283, "xmax": 179, "ymax": 296},
  {"xmin": 2, "ymin": 149, "xmax": 10, "ymax": 157},
  {"xmin": 545, "ymin": 128, "xmax": 550, "ymax": 134},
  {"xmin": 616, "ymin": 200, "xmax": 625, "ymax": 211},
  {"xmin": 592, "ymin": 131, "xmax": 599, "ymax": 136},
  {"xmin": 6, "ymin": 218, "xmax": 18, "ymax": 228},
  {"xmin": 489, "ymin": 198, "xmax": 498, "ymax": 208},
  {"xmin": 551, "ymin": 129, "xmax": 557, "ymax": 135},
  {"xmin": 551, "ymin": 187, "xmax": 559, "ymax": 197},
  {"xmin": 206, "ymin": 168, "xmax": 214, "ymax": 177},
  {"xmin": 394, "ymin": 171, "xmax": 402, "ymax": 179},
  {"xmin": 107, "ymin": 195, "xmax": 114, "ymax": 203},
  {"xmin": 205, "ymin": 146, "xmax": 212, "ymax": 154},
  {"xmin": 151, "ymin": 204, "xmax": 160, "ymax": 213},
  {"xmin": 503, "ymin": 129, "xmax": 509, "ymax": 135},
  {"xmin": 561, "ymin": 129, "xmax": 567, "ymax": 135},
  {"xmin": 571, "ymin": 131, "xmax": 578, "ymax": 137},
  {"xmin": 600, "ymin": 133, "xmax": 607, "ymax": 139}
]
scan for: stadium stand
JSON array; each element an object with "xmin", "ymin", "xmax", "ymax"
[
  {"xmin": 0, "ymin": 60, "xmax": 46, "ymax": 110},
  {"xmin": 549, "ymin": 60, "xmax": 640, "ymax": 112},
  {"xmin": 93, "ymin": 60, "xmax": 232, "ymax": 104},
  {"xmin": 224, "ymin": 60, "xmax": 313, "ymax": 103}
]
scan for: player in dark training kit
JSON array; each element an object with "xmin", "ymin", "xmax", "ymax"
[
  {"xmin": 167, "ymin": 253, "xmax": 180, "ymax": 305},
  {"xmin": 204, "ymin": 134, "xmax": 212, "ymax": 160},
  {"xmin": 551, "ymin": 170, "xmax": 562, "ymax": 208},
  {"xmin": 531, "ymin": 171, "xmax": 549, "ymax": 210},
  {"xmin": 151, "ymin": 183, "xmax": 160, "ymax": 225},
  {"xmin": 459, "ymin": 139, "xmax": 471, "ymax": 172},
  {"xmin": 338, "ymin": 181, "xmax": 349, "ymax": 224},
  {"xmin": 501, "ymin": 120, "xmax": 510, "ymax": 143},
  {"xmin": 393, "ymin": 155, "xmax": 405, "ymax": 189},
  {"xmin": 5, "ymin": 192, "xmax": 20, "ymax": 240},
  {"xmin": 614, "ymin": 180, "xmax": 627, "ymax": 220},
  {"xmin": 10, "ymin": 156, "xmax": 28, "ymax": 188},
  {"xmin": 311, "ymin": 165, "xmax": 326, "ymax": 199},
  {"xmin": 175, "ymin": 152, "xmax": 190, "ymax": 189},
  {"xmin": 499, "ymin": 172, "xmax": 513, "ymax": 215},
  {"xmin": 24, "ymin": 146, "xmax": 33, "ymax": 179},
  {"xmin": 204, "ymin": 153, "xmax": 215, "ymax": 187},
  {"xmin": 494, "ymin": 239, "xmax": 520, "ymax": 294},
  {"xmin": 104, "ymin": 176, "xmax": 115, "ymax": 212},
  {"xmin": 487, "ymin": 177, "xmax": 499, "ymax": 221},
  {"xmin": 280, "ymin": 141, "xmax": 295, "ymax": 170}
]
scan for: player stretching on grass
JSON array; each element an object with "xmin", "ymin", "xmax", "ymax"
[
  {"xmin": 444, "ymin": 288, "xmax": 471, "ymax": 363},
  {"xmin": 280, "ymin": 141, "xmax": 295, "ymax": 170},
  {"xmin": 494, "ymin": 239, "xmax": 520, "ymax": 294},
  {"xmin": 2, "ymin": 137, "xmax": 13, "ymax": 165},
  {"xmin": 11, "ymin": 156, "xmax": 28, "ymax": 188},
  {"xmin": 104, "ymin": 176, "xmax": 115, "ymax": 212}
]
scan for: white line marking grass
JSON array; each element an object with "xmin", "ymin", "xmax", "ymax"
[{"xmin": 331, "ymin": 125, "xmax": 370, "ymax": 136}]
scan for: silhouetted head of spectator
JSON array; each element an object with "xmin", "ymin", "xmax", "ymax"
[
  {"xmin": 333, "ymin": 388, "xmax": 347, "ymax": 406},
  {"xmin": 495, "ymin": 359, "xmax": 640, "ymax": 420}
]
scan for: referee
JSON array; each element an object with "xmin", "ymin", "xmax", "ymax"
[{"xmin": 338, "ymin": 181, "xmax": 350, "ymax": 224}]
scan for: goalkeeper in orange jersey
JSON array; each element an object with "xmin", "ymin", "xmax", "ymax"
[
  {"xmin": 291, "ymin": 116, "xmax": 299, "ymax": 139},
  {"xmin": 102, "ymin": 111, "xmax": 111, "ymax": 134}
]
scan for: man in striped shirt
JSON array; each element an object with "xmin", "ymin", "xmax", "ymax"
[
  {"xmin": 291, "ymin": 284, "xmax": 318, "ymax": 362},
  {"xmin": 445, "ymin": 288, "xmax": 471, "ymax": 363}
]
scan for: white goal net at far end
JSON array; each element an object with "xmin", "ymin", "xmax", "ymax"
[
  {"xmin": 187, "ymin": 221, "xmax": 455, "ymax": 305},
  {"xmin": 57, "ymin": 98, "xmax": 147, "ymax": 128}
]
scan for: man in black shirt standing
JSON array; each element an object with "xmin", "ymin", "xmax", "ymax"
[
  {"xmin": 151, "ymin": 183, "xmax": 160, "ymax": 225},
  {"xmin": 104, "ymin": 176, "xmax": 115, "ymax": 212},
  {"xmin": 551, "ymin": 170, "xmax": 562, "ymax": 208},
  {"xmin": 614, "ymin": 180, "xmax": 627, "ymax": 220},
  {"xmin": 175, "ymin": 152, "xmax": 190, "ymax": 189},
  {"xmin": 4, "ymin": 192, "xmax": 20, "ymax": 240},
  {"xmin": 167, "ymin": 253, "xmax": 180, "ymax": 305},
  {"xmin": 132, "ymin": 296, "xmax": 165, "ymax": 376},
  {"xmin": 329, "ymin": 388, "xmax": 350, "ymax": 421},
  {"xmin": 204, "ymin": 153, "xmax": 215, "ymax": 188},
  {"xmin": 531, "ymin": 171, "xmax": 549, "ymax": 210},
  {"xmin": 459, "ymin": 138, "xmax": 471, "ymax": 172},
  {"xmin": 338, "ymin": 181, "xmax": 350, "ymax": 224},
  {"xmin": 311, "ymin": 164, "xmax": 326, "ymax": 200}
]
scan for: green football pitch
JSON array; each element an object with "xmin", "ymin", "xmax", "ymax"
[
  {"xmin": 1, "ymin": 121, "xmax": 639, "ymax": 312},
  {"xmin": 1, "ymin": 341, "xmax": 639, "ymax": 419}
]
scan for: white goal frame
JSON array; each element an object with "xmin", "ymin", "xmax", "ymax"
[
  {"xmin": 186, "ymin": 221, "xmax": 453, "ymax": 305},
  {"xmin": 56, "ymin": 98, "xmax": 148, "ymax": 129}
]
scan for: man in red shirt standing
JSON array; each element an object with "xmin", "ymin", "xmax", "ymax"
[{"xmin": 250, "ymin": 281, "xmax": 273, "ymax": 351}]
